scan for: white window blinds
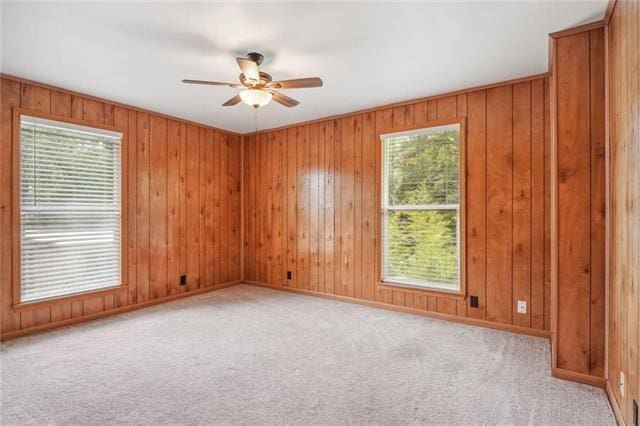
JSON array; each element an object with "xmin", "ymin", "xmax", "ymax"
[
  {"xmin": 19, "ymin": 115, "xmax": 122, "ymax": 303},
  {"xmin": 381, "ymin": 123, "xmax": 461, "ymax": 292}
]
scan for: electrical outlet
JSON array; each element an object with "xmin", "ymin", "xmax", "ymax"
[
  {"xmin": 620, "ymin": 372, "xmax": 625, "ymax": 397},
  {"xmin": 180, "ymin": 275, "xmax": 187, "ymax": 286},
  {"xmin": 470, "ymin": 295, "xmax": 479, "ymax": 308},
  {"xmin": 286, "ymin": 271, "xmax": 292, "ymax": 280},
  {"xmin": 517, "ymin": 300, "xmax": 527, "ymax": 314}
]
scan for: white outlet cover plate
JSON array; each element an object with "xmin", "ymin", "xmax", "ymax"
[{"xmin": 517, "ymin": 300, "xmax": 527, "ymax": 314}]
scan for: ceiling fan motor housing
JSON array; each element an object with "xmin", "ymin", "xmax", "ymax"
[{"xmin": 240, "ymin": 71, "xmax": 272, "ymax": 87}]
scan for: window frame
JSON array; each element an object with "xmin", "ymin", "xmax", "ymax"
[
  {"xmin": 375, "ymin": 118, "xmax": 467, "ymax": 299},
  {"xmin": 12, "ymin": 108, "xmax": 127, "ymax": 310}
]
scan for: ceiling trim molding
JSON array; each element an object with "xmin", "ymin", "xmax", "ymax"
[
  {"xmin": 246, "ymin": 71, "xmax": 550, "ymax": 136},
  {"xmin": 603, "ymin": 0, "xmax": 617, "ymax": 25},
  {"xmin": 0, "ymin": 73, "xmax": 243, "ymax": 137},
  {"xmin": 3, "ymin": 71, "xmax": 550, "ymax": 138},
  {"xmin": 549, "ymin": 19, "xmax": 605, "ymax": 39}
]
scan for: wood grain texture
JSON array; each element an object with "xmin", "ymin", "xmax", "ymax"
[
  {"xmin": 550, "ymin": 27, "xmax": 606, "ymax": 379},
  {"xmin": 137, "ymin": 112, "xmax": 151, "ymax": 303},
  {"xmin": 114, "ymin": 106, "xmax": 129, "ymax": 308},
  {"xmin": 149, "ymin": 115, "xmax": 167, "ymax": 300},
  {"xmin": 512, "ymin": 82, "xmax": 532, "ymax": 328},
  {"xmin": 466, "ymin": 91, "xmax": 487, "ymax": 320},
  {"xmin": 589, "ymin": 27, "xmax": 606, "ymax": 379},
  {"xmin": 606, "ymin": 0, "xmax": 640, "ymax": 423},
  {"xmin": 0, "ymin": 76, "xmax": 242, "ymax": 338},
  {"xmin": 243, "ymin": 76, "xmax": 550, "ymax": 332},
  {"xmin": 531, "ymin": 79, "xmax": 546, "ymax": 330},
  {"xmin": 166, "ymin": 120, "xmax": 181, "ymax": 296},
  {"xmin": 1, "ymin": 79, "xmax": 22, "ymax": 333},
  {"xmin": 486, "ymin": 86, "xmax": 513, "ymax": 325},
  {"xmin": 185, "ymin": 124, "xmax": 201, "ymax": 291}
]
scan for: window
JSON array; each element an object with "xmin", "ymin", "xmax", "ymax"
[
  {"xmin": 18, "ymin": 114, "xmax": 122, "ymax": 303},
  {"xmin": 381, "ymin": 122, "xmax": 462, "ymax": 293}
]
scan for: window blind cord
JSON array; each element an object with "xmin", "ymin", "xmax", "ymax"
[{"xmin": 32, "ymin": 124, "xmax": 36, "ymax": 207}]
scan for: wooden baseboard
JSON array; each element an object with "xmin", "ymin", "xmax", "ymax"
[
  {"xmin": 551, "ymin": 368, "xmax": 607, "ymax": 388},
  {"xmin": 606, "ymin": 380, "xmax": 626, "ymax": 425},
  {"xmin": 0, "ymin": 280, "xmax": 242, "ymax": 341},
  {"xmin": 243, "ymin": 280, "xmax": 551, "ymax": 339}
]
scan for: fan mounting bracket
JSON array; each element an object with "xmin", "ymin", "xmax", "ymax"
[{"xmin": 246, "ymin": 52, "xmax": 264, "ymax": 65}]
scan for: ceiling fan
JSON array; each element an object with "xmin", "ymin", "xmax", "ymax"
[{"xmin": 182, "ymin": 52, "xmax": 323, "ymax": 109}]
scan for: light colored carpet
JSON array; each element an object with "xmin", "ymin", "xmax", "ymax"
[{"xmin": 1, "ymin": 284, "xmax": 614, "ymax": 425}]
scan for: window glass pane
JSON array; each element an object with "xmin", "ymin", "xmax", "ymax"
[
  {"xmin": 383, "ymin": 210, "xmax": 459, "ymax": 290},
  {"xmin": 385, "ymin": 126, "xmax": 459, "ymax": 206},
  {"xmin": 19, "ymin": 116, "xmax": 121, "ymax": 302},
  {"xmin": 381, "ymin": 123, "xmax": 461, "ymax": 291}
]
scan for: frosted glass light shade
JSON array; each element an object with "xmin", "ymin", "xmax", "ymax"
[{"xmin": 239, "ymin": 89, "xmax": 272, "ymax": 108}]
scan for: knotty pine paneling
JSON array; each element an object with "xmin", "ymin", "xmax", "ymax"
[
  {"xmin": 243, "ymin": 76, "xmax": 551, "ymax": 333},
  {"xmin": 607, "ymin": 0, "xmax": 640, "ymax": 422},
  {"xmin": 0, "ymin": 75, "xmax": 242, "ymax": 338},
  {"xmin": 550, "ymin": 27, "xmax": 606, "ymax": 382}
]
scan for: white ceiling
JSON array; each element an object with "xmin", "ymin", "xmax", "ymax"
[{"xmin": 2, "ymin": 1, "xmax": 607, "ymax": 134}]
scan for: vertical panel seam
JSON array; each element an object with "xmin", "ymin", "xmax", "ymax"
[
  {"xmin": 484, "ymin": 91, "xmax": 488, "ymax": 319},
  {"xmin": 588, "ymin": 30, "xmax": 593, "ymax": 375},
  {"xmin": 529, "ymin": 82, "xmax": 534, "ymax": 327},
  {"xmin": 511, "ymin": 85, "xmax": 515, "ymax": 324}
]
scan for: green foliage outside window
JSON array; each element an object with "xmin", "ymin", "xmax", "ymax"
[{"xmin": 383, "ymin": 127, "xmax": 460, "ymax": 290}]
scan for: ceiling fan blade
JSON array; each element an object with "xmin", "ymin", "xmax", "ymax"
[
  {"xmin": 268, "ymin": 77, "xmax": 323, "ymax": 89},
  {"xmin": 269, "ymin": 90, "xmax": 299, "ymax": 108},
  {"xmin": 236, "ymin": 58, "xmax": 260, "ymax": 82},
  {"xmin": 182, "ymin": 79, "xmax": 241, "ymax": 88},
  {"xmin": 222, "ymin": 94, "xmax": 242, "ymax": 106}
]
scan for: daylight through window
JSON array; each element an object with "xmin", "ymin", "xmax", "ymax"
[
  {"xmin": 19, "ymin": 115, "xmax": 122, "ymax": 303},
  {"xmin": 381, "ymin": 123, "xmax": 461, "ymax": 292}
]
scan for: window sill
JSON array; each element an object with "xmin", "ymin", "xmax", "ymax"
[
  {"xmin": 378, "ymin": 280, "xmax": 465, "ymax": 300},
  {"xmin": 13, "ymin": 285, "xmax": 127, "ymax": 312}
]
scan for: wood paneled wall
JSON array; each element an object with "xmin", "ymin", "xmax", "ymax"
[
  {"xmin": 550, "ymin": 27, "xmax": 606, "ymax": 382},
  {"xmin": 243, "ymin": 75, "xmax": 551, "ymax": 334},
  {"xmin": 0, "ymin": 75, "xmax": 242, "ymax": 339},
  {"xmin": 607, "ymin": 0, "xmax": 640, "ymax": 422}
]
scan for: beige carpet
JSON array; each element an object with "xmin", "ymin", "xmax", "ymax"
[{"xmin": 1, "ymin": 284, "xmax": 614, "ymax": 425}]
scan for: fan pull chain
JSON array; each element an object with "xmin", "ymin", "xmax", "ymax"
[{"xmin": 254, "ymin": 108, "xmax": 258, "ymax": 132}]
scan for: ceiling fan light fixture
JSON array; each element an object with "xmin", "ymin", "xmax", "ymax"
[
  {"xmin": 239, "ymin": 89, "xmax": 272, "ymax": 108},
  {"xmin": 182, "ymin": 52, "xmax": 322, "ymax": 108}
]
